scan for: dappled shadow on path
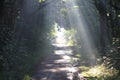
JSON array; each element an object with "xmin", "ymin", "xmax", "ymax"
[{"xmin": 31, "ymin": 45, "xmax": 75, "ymax": 80}]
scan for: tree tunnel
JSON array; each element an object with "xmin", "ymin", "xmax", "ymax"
[{"xmin": 0, "ymin": 0, "xmax": 120, "ymax": 80}]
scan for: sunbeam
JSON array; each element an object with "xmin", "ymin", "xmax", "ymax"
[
  {"xmin": 1, "ymin": 0, "xmax": 120, "ymax": 80},
  {"xmin": 63, "ymin": 0, "xmax": 97, "ymax": 65}
]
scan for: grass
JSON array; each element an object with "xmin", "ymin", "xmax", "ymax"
[{"xmin": 79, "ymin": 64, "xmax": 118, "ymax": 80}]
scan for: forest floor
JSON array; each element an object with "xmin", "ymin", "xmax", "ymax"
[{"xmin": 31, "ymin": 43, "xmax": 83, "ymax": 80}]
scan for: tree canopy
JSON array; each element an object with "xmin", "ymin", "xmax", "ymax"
[{"xmin": 0, "ymin": 0, "xmax": 120, "ymax": 80}]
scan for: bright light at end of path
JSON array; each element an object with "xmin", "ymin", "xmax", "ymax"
[{"xmin": 56, "ymin": 28, "xmax": 66, "ymax": 44}]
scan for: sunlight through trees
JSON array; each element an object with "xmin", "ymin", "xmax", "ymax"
[{"xmin": 0, "ymin": 0, "xmax": 120, "ymax": 80}]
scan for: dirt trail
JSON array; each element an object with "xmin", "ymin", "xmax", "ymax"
[{"xmin": 31, "ymin": 44, "xmax": 79, "ymax": 80}]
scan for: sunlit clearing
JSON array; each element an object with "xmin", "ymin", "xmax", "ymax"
[
  {"xmin": 56, "ymin": 27, "xmax": 66, "ymax": 44},
  {"xmin": 50, "ymin": 23, "xmax": 69, "ymax": 46},
  {"xmin": 50, "ymin": 22, "xmax": 76, "ymax": 47}
]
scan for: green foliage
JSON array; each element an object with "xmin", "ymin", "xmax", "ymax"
[
  {"xmin": 38, "ymin": 0, "xmax": 45, "ymax": 3},
  {"xmin": 79, "ymin": 64, "xmax": 118, "ymax": 80},
  {"xmin": 64, "ymin": 28, "xmax": 76, "ymax": 46},
  {"xmin": 0, "ymin": 0, "xmax": 53, "ymax": 80},
  {"xmin": 50, "ymin": 23, "xmax": 76, "ymax": 46},
  {"xmin": 23, "ymin": 75, "xmax": 30, "ymax": 80},
  {"xmin": 61, "ymin": 8, "xmax": 67, "ymax": 15},
  {"xmin": 0, "ymin": 0, "xmax": 119, "ymax": 80}
]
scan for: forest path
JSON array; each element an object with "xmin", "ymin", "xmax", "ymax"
[{"xmin": 31, "ymin": 44, "xmax": 80, "ymax": 80}]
